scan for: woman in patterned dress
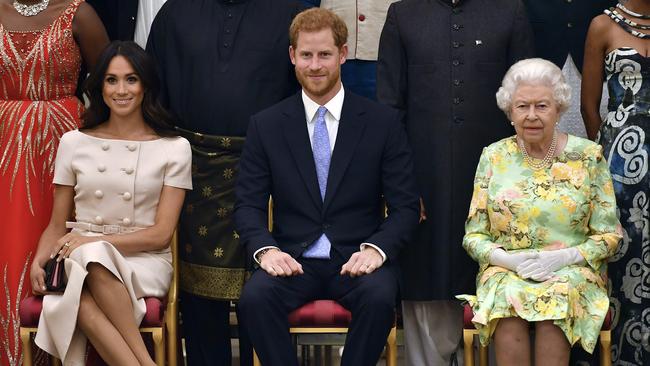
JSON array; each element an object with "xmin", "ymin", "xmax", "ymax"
[
  {"xmin": 458, "ymin": 58, "xmax": 622, "ymax": 366},
  {"xmin": 582, "ymin": 0, "xmax": 650, "ymax": 364},
  {"xmin": 0, "ymin": 1, "xmax": 107, "ymax": 365}
]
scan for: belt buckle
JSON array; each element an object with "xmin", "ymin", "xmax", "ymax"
[{"xmin": 102, "ymin": 225, "xmax": 121, "ymax": 234}]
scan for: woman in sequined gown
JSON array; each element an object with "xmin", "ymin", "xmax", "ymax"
[
  {"xmin": 0, "ymin": 1, "xmax": 107, "ymax": 365},
  {"xmin": 582, "ymin": 0, "xmax": 650, "ymax": 364}
]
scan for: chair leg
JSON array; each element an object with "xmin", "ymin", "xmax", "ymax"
[
  {"xmin": 152, "ymin": 328, "xmax": 165, "ymax": 366},
  {"xmin": 463, "ymin": 329, "xmax": 475, "ymax": 366},
  {"xmin": 253, "ymin": 349, "xmax": 261, "ymax": 366},
  {"xmin": 385, "ymin": 325, "xmax": 397, "ymax": 366},
  {"xmin": 479, "ymin": 343, "xmax": 488, "ymax": 366},
  {"xmin": 167, "ymin": 306, "xmax": 178, "ymax": 366},
  {"xmin": 600, "ymin": 330, "xmax": 611, "ymax": 366},
  {"xmin": 20, "ymin": 327, "xmax": 33, "ymax": 366}
]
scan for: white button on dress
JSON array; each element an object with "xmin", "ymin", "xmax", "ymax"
[
  {"xmin": 123, "ymin": 192, "xmax": 132, "ymax": 201},
  {"xmin": 94, "ymin": 190, "xmax": 104, "ymax": 198},
  {"xmin": 94, "ymin": 216, "xmax": 103, "ymax": 224},
  {"xmin": 122, "ymin": 218, "xmax": 131, "ymax": 225},
  {"xmin": 97, "ymin": 165, "xmax": 106, "ymax": 172},
  {"xmin": 101, "ymin": 143, "xmax": 110, "ymax": 151}
]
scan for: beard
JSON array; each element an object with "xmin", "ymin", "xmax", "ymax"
[{"xmin": 295, "ymin": 67, "xmax": 340, "ymax": 99}]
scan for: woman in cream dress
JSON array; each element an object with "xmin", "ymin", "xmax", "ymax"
[{"xmin": 29, "ymin": 41, "xmax": 191, "ymax": 366}]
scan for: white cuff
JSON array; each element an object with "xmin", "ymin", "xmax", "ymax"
[
  {"xmin": 253, "ymin": 246, "xmax": 280, "ymax": 265},
  {"xmin": 360, "ymin": 243, "xmax": 387, "ymax": 263}
]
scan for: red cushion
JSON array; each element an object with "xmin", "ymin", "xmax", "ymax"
[
  {"xmin": 19, "ymin": 296, "xmax": 43, "ymax": 327},
  {"xmin": 288, "ymin": 300, "xmax": 352, "ymax": 327},
  {"xmin": 463, "ymin": 303, "xmax": 475, "ymax": 329},
  {"xmin": 463, "ymin": 304, "xmax": 614, "ymax": 331},
  {"xmin": 602, "ymin": 308, "xmax": 612, "ymax": 331},
  {"xmin": 19, "ymin": 296, "xmax": 165, "ymax": 327}
]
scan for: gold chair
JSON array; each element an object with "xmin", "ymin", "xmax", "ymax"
[
  {"xmin": 462, "ymin": 304, "xmax": 612, "ymax": 366},
  {"xmin": 19, "ymin": 232, "xmax": 179, "ymax": 366}
]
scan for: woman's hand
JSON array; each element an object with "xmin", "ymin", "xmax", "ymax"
[
  {"xmin": 489, "ymin": 248, "xmax": 538, "ymax": 272},
  {"xmin": 52, "ymin": 233, "xmax": 98, "ymax": 261},
  {"xmin": 516, "ymin": 248, "xmax": 585, "ymax": 282},
  {"xmin": 29, "ymin": 262, "xmax": 47, "ymax": 295}
]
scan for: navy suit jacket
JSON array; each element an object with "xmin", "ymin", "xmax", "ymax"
[{"xmin": 234, "ymin": 91, "xmax": 419, "ymax": 263}]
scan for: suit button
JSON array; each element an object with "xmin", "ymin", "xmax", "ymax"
[
  {"xmin": 358, "ymin": 14, "xmax": 366, "ymax": 21},
  {"xmin": 452, "ymin": 41, "xmax": 461, "ymax": 48},
  {"xmin": 122, "ymin": 218, "xmax": 131, "ymax": 226},
  {"xmin": 101, "ymin": 143, "xmax": 110, "ymax": 151},
  {"xmin": 94, "ymin": 190, "xmax": 104, "ymax": 198},
  {"xmin": 452, "ymin": 23, "xmax": 461, "ymax": 31},
  {"xmin": 453, "ymin": 79, "xmax": 461, "ymax": 86},
  {"xmin": 123, "ymin": 192, "xmax": 132, "ymax": 201},
  {"xmin": 453, "ymin": 97, "xmax": 461, "ymax": 105},
  {"xmin": 94, "ymin": 216, "xmax": 103, "ymax": 224},
  {"xmin": 452, "ymin": 60, "xmax": 460, "ymax": 66},
  {"xmin": 301, "ymin": 242, "xmax": 308, "ymax": 248},
  {"xmin": 567, "ymin": 22, "xmax": 573, "ymax": 28},
  {"xmin": 97, "ymin": 164, "xmax": 106, "ymax": 172},
  {"xmin": 453, "ymin": 117, "xmax": 464, "ymax": 124}
]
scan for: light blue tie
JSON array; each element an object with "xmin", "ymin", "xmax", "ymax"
[{"xmin": 303, "ymin": 106, "xmax": 332, "ymax": 259}]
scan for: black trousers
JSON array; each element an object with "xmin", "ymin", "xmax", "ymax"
[
  {"xmin": 238, "ymin": 253, "xmax": 398, "ymax": 366},
  {"xmin": 181, "ymin": 293, "xmax": 253, "ymax": 366}
]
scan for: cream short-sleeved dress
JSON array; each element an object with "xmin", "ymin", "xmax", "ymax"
[{"xmin": 35, "ymin": 130, "xmax": 192, "ymax": 365}]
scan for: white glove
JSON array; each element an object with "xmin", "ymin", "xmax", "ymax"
[
  {"xmin": 489, "ymin": 248, "xmax": 539, "ymax": 272},
  {"xmin": 516, "ymin": 248, "xmax": 585, "ymax": 282}
]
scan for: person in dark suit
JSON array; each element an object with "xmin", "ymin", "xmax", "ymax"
[
  {"xmin": 376, "ymin": 0, "xmax": 534, "ymax": 364},
  {"xmin": 146, "ymin": 1, "xmax": 304, "ymax": 364},
  {"xmin": 234, "ymin": 8, "xmax": 419, "ymax": 366}
]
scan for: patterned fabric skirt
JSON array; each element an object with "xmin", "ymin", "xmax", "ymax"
[
  {"xmin": 599, "ymin": 114, "xmax": 650, "ymax": 365},
  {"xmin": 176, "ymin": 128, "xmax": 248, "ymax": 300}
]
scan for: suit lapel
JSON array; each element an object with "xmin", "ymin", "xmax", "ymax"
[
  {"xmin": 281, "ymin": 94, "xmax": 322, "ymax": 210},
  {"xmin": 323, "ymin": 94, "xmax": 366, "ymax": 211}
]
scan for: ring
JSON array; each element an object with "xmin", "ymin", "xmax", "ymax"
[{"xmin": 64, "ymin": 242, "xmax": 70, "ymax": 248}]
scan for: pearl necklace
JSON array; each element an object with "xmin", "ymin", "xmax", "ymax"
[
  {"xmin": 517, "ymin": 131, "xmax": 557, "ymax": 170},
  {"xmin": 13, "ymin": 0, "xmax": 50, "ymax": 17}
]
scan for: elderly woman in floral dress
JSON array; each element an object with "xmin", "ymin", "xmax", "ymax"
[{"xmin": 458, "ymin": 58, "xmax": 622, "ymax": 366}]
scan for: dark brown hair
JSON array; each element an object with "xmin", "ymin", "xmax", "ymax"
[
  {"xmin": 81, "ymin": 41, "xmax": 177, "ymax": 137},
  {"xmin": 289, "ymin": 8, "xmax": 348, "ymax": 49}
]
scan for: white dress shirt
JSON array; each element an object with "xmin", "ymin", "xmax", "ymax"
[{"xmin": 254, "ymin": 86, "xmax": 387, "ymax": 264}]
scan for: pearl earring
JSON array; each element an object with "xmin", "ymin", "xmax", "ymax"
[{"xmin": 510, "ymin": 121, "xmax": 514, "ymax": 126}]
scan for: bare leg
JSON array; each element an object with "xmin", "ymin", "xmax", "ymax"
[
  {"xmin": 77, "ymin": 288, "xmax": 139, "ymax": 365},
  {"xmin": 493, "ymin": 317, "xmax": 531, "ymax": 366},
  {"xmin": 85, "ymin": 263, "xmax": 156, "ymax": 366},
  {"xmin": 534, "ymin": 320, "xmax": 570, "ymax": 366}
]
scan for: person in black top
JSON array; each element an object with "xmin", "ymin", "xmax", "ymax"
[{"xmin": 147, "ymin": 1, "xmax": 304, "ymax": 364}]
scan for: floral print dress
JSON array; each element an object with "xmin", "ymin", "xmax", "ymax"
[{"xmin": 457, "ymin": 135, "xmax": 622, "ymax": 353}]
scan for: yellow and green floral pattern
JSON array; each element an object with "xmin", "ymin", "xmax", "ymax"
[{"xmin": 457, "ymin": 135, "xmax": 622, "ymax": 353}]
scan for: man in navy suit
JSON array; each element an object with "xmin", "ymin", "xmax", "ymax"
[{"xmin": 234, "ymin": 7, "xmax": 419, "ymax": 366}]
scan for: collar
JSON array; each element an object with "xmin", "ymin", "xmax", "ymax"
[{"xmin": 302, "ymin": 86, "xmax": 345, "ymax": 123}]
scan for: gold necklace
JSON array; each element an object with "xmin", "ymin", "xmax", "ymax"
[{"xmin": 517, "ymin": 130, "xmax": 557, "ymax": 170}]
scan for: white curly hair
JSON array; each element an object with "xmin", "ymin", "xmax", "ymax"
[{"xmin": 495, "ymin": 58, "xmax": 571, "ymax": 118}]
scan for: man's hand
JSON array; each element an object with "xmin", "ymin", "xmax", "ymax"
[
  {"xmin": 340, "ymin": 246, "xmax": 384, "ymax": 277},
  {"xmin": 260, "ymin": 249, "xmax": 304, "ymax": 277}
]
